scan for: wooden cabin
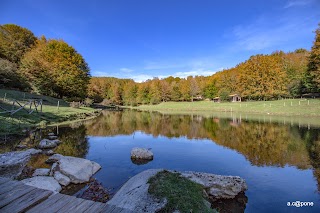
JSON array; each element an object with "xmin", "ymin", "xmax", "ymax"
[
  {"xmin": 229, "ymin": 94, "xmax": 241, "ymax": 102},
  {"xmin": 213, "ymin": 97, "xmax": 220, "ymax": 103}
]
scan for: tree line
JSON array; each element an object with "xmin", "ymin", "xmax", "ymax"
[
  {"xmin": 0, "ymin": 24, "xmax": 90, "ymax": 100},
  {"xmin": 1, "ymin": 23, "xmax": 319, "ymax": 103},
  {"xmin": 88, "ymin": 25, "xmax": 319, "ymax": 105},
  {"xmin": 88, "ymin": 50, "xmax": 318, "ymax": 105}
]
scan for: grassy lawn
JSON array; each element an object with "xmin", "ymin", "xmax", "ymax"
[
  {"xmin": 0, "ymin": 89, "xmax": 99, "ymax": 135},
  {"xmin": 131, "ymin": 99, "xmax": 320, "ymax": 117},
  {"xmin": 148, "ymin": 170, "xmax": 215, "ymax": 213}
]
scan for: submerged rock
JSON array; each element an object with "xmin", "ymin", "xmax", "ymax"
[
  {"xmin": 131, "ymin": 148, "xmax": 153, "ymax": 160},
  {"xmin": 131, "ymin": 158, "xmax": 153, "ymax": 165},
  {"xmin": 33, "ymin": 168, "xmax": 50, "ymax": 177},
  {"xmin": 21, "ymin": 176, "xmax": 62, "ymax": 193},
  {"xmin": 54, "ymin": 171, "xmax": 71, "ymax": 186},
  {"xmin": 0, "ymin": 149, "xmax": 41, "ymax": 178}
]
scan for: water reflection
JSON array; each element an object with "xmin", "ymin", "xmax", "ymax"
[
  {"xmin": 2, "ymin": 109, "xmax": 319, "ymax": 212},
  {"xmin": 82, "ymin": 110, "xmax": 315, "ymax": 168},
  {"xmin": 71, "ymin": 110, "xmax": 319, "ymax": 193}
]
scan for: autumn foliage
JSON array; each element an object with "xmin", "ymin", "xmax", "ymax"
[{"xmin": 0, "ymin": 23, "xmax": 319, "ymax": 102}]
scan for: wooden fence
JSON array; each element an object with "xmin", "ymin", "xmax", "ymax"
[{"xmin": 0, "ymin": 99, "xmax": 43, "ymax": 115}]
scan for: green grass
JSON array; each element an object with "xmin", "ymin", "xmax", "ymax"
[
  {"xmin": 0, "ymin": 89, "xmax": 99, "ymax": 135},
  {"xmin": 131, "ymin": 99, "xmax": 320, "ymax": 117},
  {"xmin": 148, "ymin": 170, "xmax": 216, "ymax": 213}
]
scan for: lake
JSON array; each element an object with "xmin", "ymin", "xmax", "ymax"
[{"xmin": 2, "ymin": 109, "xmax": 320, "ymax": 212}]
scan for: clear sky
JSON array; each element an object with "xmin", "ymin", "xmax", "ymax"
[{"xmin": 1, "ymin": 0, "xmax": 320, "ymax": 82}]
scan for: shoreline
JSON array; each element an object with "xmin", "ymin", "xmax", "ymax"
[{"xmin": 0, "ymin": 109, "xmax": 102, "ymax": 137}]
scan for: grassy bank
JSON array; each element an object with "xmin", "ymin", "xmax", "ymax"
[
  {"xmin": 148, "ymin": 170, "xmax": 215, "ymax": 213},
  {"xmin": 131, "ymin": 99, "xmax": 320, "ymax": 117},
  {"xmin": 0, "ymin": 89, "xmax": 100, "ymax": 135}
]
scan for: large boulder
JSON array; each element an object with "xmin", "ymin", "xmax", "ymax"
[
  {"xmin": 38, "ymin": 139, "xmax": 58, "ymax": 149},
  {"xmin": 21, "ymin": 176, "xmax": 62, "ymax": 193},
  {"xmin": 47, "ymin": 154, "xmax": 101, "ymax": 184},
  {"xmin": 131, "ymin": 148, "xmax": 153, "ymax": 160},
  {"xmin": 0, "ymin": 149, "xmax": 41, "ymax": 178},
  {"xmin": 108, "ymin": 169, "xmax": 248, "ymax": 212},
  {"xmin": 180, "ymin": 171, "xmax": 247, "ymax": 200},
  {"xmin": 107, "ymin": 169, "xmax": 166, "ymax": 212}
]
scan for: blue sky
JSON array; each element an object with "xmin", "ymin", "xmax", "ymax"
[{"xmin": 1, "ymin": 0, "xmax": 320, "ymax": 82}]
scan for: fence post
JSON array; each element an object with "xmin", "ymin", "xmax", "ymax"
[
  {"xmin": 4, "ymin": 93, "xmax": 6, "ymax": 101},
  {"xmin": 57, "ymin": 101, "xmax": 60, "ymax": 111}
]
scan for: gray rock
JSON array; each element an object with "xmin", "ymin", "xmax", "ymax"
[
  {"xmin": 0, "ymin": 149, "xmax": 41, "ymax": 178},
  {"xmin": 180, "ymin": 172, "xmax": 247, "ymax": 200},
  {"xmin": 58, "ymin": 156, "xmax": 101, "ymax": 183},
  {"xmin": 48, "ymin": 133, "xmax": 55, "ymax": 136},
  {"xmin": 21, "ymin": 176, "xmax": 61, "ymax": 193},
  {"xmin": 43, "ymin": 150, "xmax": 55, "ymax": 156},
  {"xmin": 107, "ymin": 169, "xmax": 166, "ymax": 212},
  {"xmin": 33, "ymin": 168, "xmax": 50, "ymax": 176},
  {"xmin": 108, "ymin": 169, "xmax": 247, "ymax": 212},
  {"xmin": 131, "ymin": 148, "xmax": 153, "ymax": 160},
  {"xmin": 52, "ymin": 139, "xmax": 61, "ymax": 144},
  {"xmin": 48, "ymin": 135, "xmax": 58, "ymax": 140},
  {"xmin": 49, "ymin": 162, "xmax": 58, "ymax": 176},
  {"xmin": 38, "ymin": 139, "xmax": 57, "ymax": 149},
  {"xmin": 54, "ymin": 171, "xmax": 71, "ymax": 186},
  {"xmin": 46, "ymin": 154, "xmax": 64, "ymax": 163}
]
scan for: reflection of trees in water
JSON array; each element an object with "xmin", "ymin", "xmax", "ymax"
[
  {"xmin": 211, "ymin": 122, "xmax": 311, "ymax": 168},
  {"xmin": 298, "ymin": 128, "xmax": 320, "ymax": 191},
  {"xmin": 54, "ymin": 124, "xmax": 89, "ymax": 158},
  {"xmin": 84, "ymin": 110, "xmax": 314, "ymax": 168},
  {"xmin": 80, "ymin": 110, "xmax": 320, "ymax": 190}
]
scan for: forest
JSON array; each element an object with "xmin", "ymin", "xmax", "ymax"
[{"xmin": 1, "ymin": 23, "xmax": 320, "ymax": 104}]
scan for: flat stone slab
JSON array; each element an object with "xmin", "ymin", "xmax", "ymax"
[
  {"xmin": 131, "ymin": 148, "xmax": 153, "ymax": 160},
  {"xmin": 0, "ymin": 149, "xmax": 42, "ymax": 178},
  {"xmin": 21, "ymin": 176, "xmax": 62, "ymax": 193},
  {"xmin": 48, "ymin": 154, "xmax": 101, "ymax": 184}
]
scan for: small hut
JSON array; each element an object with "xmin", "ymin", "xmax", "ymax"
[
  {"xmin": 229, "ymin": 94, "xmax": 241, "ymax": 102},
  {"xmin": 213, "ymin": 97, "xmax": 220, "ymax": 103}
]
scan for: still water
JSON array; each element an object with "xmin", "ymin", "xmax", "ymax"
[{"xmin": 3, "ymin": 110, "xmax": 320, "ymax": 212}]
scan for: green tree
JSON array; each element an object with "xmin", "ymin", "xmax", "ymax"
[
  {"xmin": 307, "ymin": 24, "xmax": 320, "ymax": 92},
  {"xmin": 0, "ymin": 24, "xmax": 36, "ymax": 63},
  {"xmin": 20, "ymin": 37, "xmax": 90, "ymax": 99},
  {"xmin": 0, "ymin": 58, "xmax": 29, "ymax": 90}
]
